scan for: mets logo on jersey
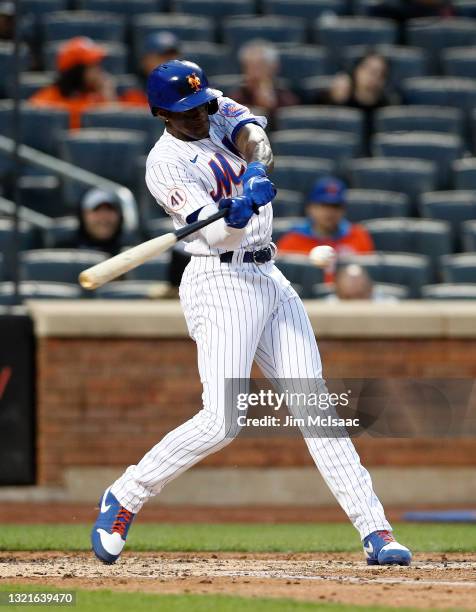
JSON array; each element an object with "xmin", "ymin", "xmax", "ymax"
[
  {"xmin": 187, "ymin": 73, "xmax": 202, "ymax": 92},
  {"xmin": 209, "ymin": 153, "xmax": 245, "ymax": 202}
]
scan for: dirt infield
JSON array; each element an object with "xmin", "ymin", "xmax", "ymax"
[{"xmin": 1, "ymin": 552, "xmax": 475, "ymax": 609}]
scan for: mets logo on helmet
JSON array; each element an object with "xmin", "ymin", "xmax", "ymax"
[{"xmin": 187, "ymin": 73, "xmax": 202, "ymax": 92}]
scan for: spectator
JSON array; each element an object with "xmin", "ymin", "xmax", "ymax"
[
  {"xmin": 277, "ymin": 177, "xmax": 374, "ymax": 281},
  {"xmin": 0, "ymin": 1, "xmax": 13, "ymax": 41},
  {"xmin": 29, "ymin": 37, "xmax": 118, "ymax": 129},
  {"xmin": 56, "ymin": 188, "xmax": 127, "ymax": 257},
  {"xmin": 326, "ymin": 264, "xmax": 399, "ymax": 301},
  {"xmin": 229, "ymin": 40, "xmax": 299, "ymax": 127},
  {"xmin": 122, "ymin": 31, "xmax": 181, "ymax": 107},
  {"xmin": 319, "ymin": 51, "xmax": 396, "ymax": 150}
]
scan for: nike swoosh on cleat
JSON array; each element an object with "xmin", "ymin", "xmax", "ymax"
[
  {"xmin": 190, "ymin": 155, "xmax": 198, "ymax": 163},
  {"xmin": 100, "ymin": 487, "xmax": 112, "ymax": 513},
  {"xmin": 97, "ymin": 529, "xmax": 126, "ymax": 556},
  {"xmin": 363, "ymin": 541, "xmax": 374, "ymax": 556}
]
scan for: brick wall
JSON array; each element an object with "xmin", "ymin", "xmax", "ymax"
[{"xmin": 37, "ymin": 337, "xmax": 476, "ymax": 485}]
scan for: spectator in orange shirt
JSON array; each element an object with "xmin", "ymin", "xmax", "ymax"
[
  {"xmin": 29, "ymin": 37, "xmax": 118, "ymax": 129},
  {"xmin": 277, "ymin": 177, "xmax": 374, "ymax": 280}
]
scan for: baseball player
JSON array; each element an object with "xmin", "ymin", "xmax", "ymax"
[{"xmin": 91, "ymin": 60, "xmax": 411, "ymax": 567}]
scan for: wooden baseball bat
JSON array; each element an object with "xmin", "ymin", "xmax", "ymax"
[{"xmin": 79, "ymin": 208, "xmax": 227, "ymax": 290}]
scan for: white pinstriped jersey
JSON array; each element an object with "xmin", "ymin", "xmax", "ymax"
[{"xmin": 145, "ymin": 97, "xmax": 273, "ymax": 256}]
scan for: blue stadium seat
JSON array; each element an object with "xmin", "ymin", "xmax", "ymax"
[
  {"xmin": 263, "ymin": 0, "xmax": 347, "ymax": 18},
  {"xmin": 300, "ymin": 75, "xmax": 335, "ymax": 104},
  {"xmin": 0, "ymin": 281, "xmax": 81, "ymax": 305},
  {"xmin": 345, "ymin": 189, "xmax": 410, "ymax": 222},
  {"xmin": 363, "ymin": 217, "xmax": 452, "ymax": 280},
  {"xmin": 373, "ymin": 132, "xmax": 463, "ymax": 189},
  {"xmin": 95, "ymin": 280, "xmax": 170, "ymax": 299},
  {"xmin": 43, "ymin": 217, "xmax": 78, "ymax": 248},
  {"xmin": 181, "ymin": 42, "xmax": 238, "ymax": 76},
  {"xmin": 271, "ymin": 130, "xmax": 359, "ymax": 169},
  {"xmin": 145, "ymin": 217, "xmax": 175, "ymax": 238},
  {"xmin": 406, "ymin": 17, "xmax": 476, "ymax": 71},
  {"xmin": 22, "ymin": 0, "xmax": 68, "ymax": 14},
  {"xmin": 0, "ymin": 43, "xmax": 30, "ymax": 98},
  {"xmin": 78, "ymin": 0, "xmax": 165, "ymax": 16},
  {"xmin": 42, "ymin": 11, "xmax": 126, "ymax": 43},
  {"xmin": 462, "ymin": 220, "xmax": 476, "ymax": 251},
  {"xmin": 278, "ymin": 46, "xmax": 335, "ymax": 94},
  {"xmin": 173, "ymin": 0, "xmax": 256, "ymax": 17},
  {"xmin": 375, "ymin": 106, "xmax": 463, "ymax": 138},
  {"xmin": 18, "ymin": 72, "xmax": 54, "ymax": 99},
  {"xmin": 421, "ymin": 283, "xmax": 476, "ymax": 300},
  {"xmin": 336, "ymin": 252, "xmax": 431, "ymax": 298},
  {"xmin": 0, "ymin": 220, "xmax": 39, "ymax": 279},
  {"xmin": 453, "ymin": 0, "xmax": 476, "ymax": 17},
  {"xmin": 441, "ymin": 253, "xmax": 476, "ymax": 283},
  {"xmin": 60, "ymin": 129, "xmax": 147, "ymax": 200},
  {"xmin": 343, "ymin": 45, "xmax": 428, "ymax": 91},
  {"xmin": 272, "ymin": 189, "xmax": 304, "ymax": 218},
  {"xmin": 18, "ymin": 175, "xmax": 65, "ymax": 219},
  {"xmin": 44, "ymin": 41, "xmax": 127, "ymax": 75},
  {"xmin": 442, "ymin": 47, "xmax": 476, "ymax": 78},
  {"xmin": 275, "ymin": 254, "xmax": 324, "ymax": 298},
  {"xmin": 0, "ymin": 102, "xmax": 69, "ymax": 156},
  {"xmin": 0, "ymin": 253, "xmax": 3, "ymax": 281},
  {"xmin": 223, "ymin": 16, "xmax": 306, "ymax": 49},
  {"xmin": 208, "ymin": 74, "xmax": 242, "ymax": 96},
  {"xmin": 272, "ymin": 216, "xmax": 305, "ymax": 243},
  {"xmin": 126, "ymin": 253, "xmax": 171, "ymax": 281},
  {"xmin": 81, "ymin": 106, "xmax": 161, "ymax": 151},
  {"xmin": 275, "ymin": 106, "xmax": 364, "ymax": 144},
  {"xmin": 309, "ymin": 280, "xmax": 410, "ymax": 300},
  {"xmin": 20, "ymin": 249, "xmax": 107, "ymax": 283},
  {"xmin": 271, "ymin": 156, "xmax": 336, "ymax": 197},
  {"xmin": 133, "ymin": 14, "xmax": 213, "ymax": 62},
  {"xmin": 402, "ymin": 77, "xmax": 476, "ymax": 113},
  {"xmin": 453, "ymin": 157, "xmax": 476, "ymax": 189},
  {"xmin": 420, "ymin": 191, "xmax": 476, "ymax": 251},
  {"xmin": 313, "ymin": 17, "xmax": 397, "ymax": 54}
]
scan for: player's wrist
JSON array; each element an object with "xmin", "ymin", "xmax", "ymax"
[{"xmin": 242, "ymin": 161, "xmax": 267, "ymax": 184}]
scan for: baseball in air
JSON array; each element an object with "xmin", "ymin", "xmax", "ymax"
[{"xmin": 309, "ymin": 245, "xmax": 336, "ymax": 267}]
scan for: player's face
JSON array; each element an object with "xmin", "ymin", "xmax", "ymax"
[{"xmin": 164, "ymin": 103, "xmax": 210, "ymax": 141}]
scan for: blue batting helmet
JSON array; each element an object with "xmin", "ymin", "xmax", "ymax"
[{"xmin": 147, "ymin": 59, "xmax": 222, "ymax": 113}]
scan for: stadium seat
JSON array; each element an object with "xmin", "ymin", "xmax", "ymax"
[
  {"xmin": 453, "ymin": 0, "xmax": 476, "ymax": 17},
  {"xmin": 441, "ymin": 253, "xmax": 476, "ymax": 283},
  {"xmin": 272, "ymin": 189, "xmax": 304, "ymax": 218},
  {"xmin": 133, "ymin": 14, "xmax": 213, "ymax": 63},
  {"xmin": 421, "ymin": 283, "xmax": 476, "ymax": 300},
  {"xmin": 375, "ymin": 106, "xmax": 463, "ymax": 138},
  {"xmin": 0, "ymin": 102, "xmax": 69, "ymax": 156},
  {"xmin": 0, "ymin": 254, "xmax": 3, "ymax": 281},
  {"xmin": 0, "ymin": 43, "xmax": 31, "ymax": 98},
  {"xmin": 42, "ymin": 11, "xmax": 126, "ymax": 43},
  {"xmin": 278, "ymin": 46, "xmax": 336, "ymax": 94},
  {"xmin": 402, "ymin": 77, "xmax": 476, "ymax": 113},
  {"xmin": 300, "ymin": 75, "xmax": 335, "ymax": 104},
  {"xmin": 81, "ymin": 106, "xmax": 161, "ymax": 151},
  {"xmin": 44, "ymin": 41, "xmax": 127, "ymax": 75},
  {"xmin": 313, "ymin": 17, "xmax": 397, "ymax": 54},
  {"xmin": 363, "ymin": 218, "xmax": 452, "ymax": 280},
  {"xmin": 274, "ymin": 254, "xmax": 324, "ymax": 298},
  {"xmin": 95, "ymin": 280, "xmax": 170, "ymax": 299},
  {"xmin": 18, "ymin": 175, "xmax": 65, "ymax": 219},
  {"xmin": 78, "ymin": 0, "xmax": 165, "ymax": 16},
  {"xmin": 336, "ymin": 252, "xmax": 431, "ymax": 298},
  {"xmin": 20, "ymin": 249, "xmax": 107, "ymax": 283},
  {"xmin": 345, "ymin": 189, "xmax": 410, "ymax": 222},
  {"xmin": 271, "ymin": 156, "xmax": 336, "ymax": 197},
  {"xmin": 173, "ymin": 0, "xmax": 256, "ymax": 17},
  {"xmin": 462, "ymin": 220, "xmax": 476, "ymax": 251},
  {"xmin": 22, "ymin": 0, "xmax": 68, "ymax": 14},
  {"xmin": 263, "ymin": 0, "xmax": 347, "ymax": 18},
  {"xmin": 453, "ymin": 158, "xmax": 476, "ymax": 190},
  {"xmin": 18, "ymin": 72, "xmax": 55, "ymax": 99},
  {"xmin": 406, "ymin": 18, "xmax": 476, "ymax": 71},
  {"xmin": 420, "ymin": 191, "xmax": 476, "ymax": 251},
  {"xmin": 372, "ymin": 132, "xmax": 463, "ymax": 189},
  {"xmin": 272, "ymin": 217, "xmax": 305, "ymax": 243},
  {"xmin": 343, "ymin": 45, "xmax": 428, "ymax": 92},
  {"xmin": 208, "ymin": 74, "xmax": 242, "ymax": 96},
  {"xmin": 43, "ymin": 217, "xmax": 78, "ymax": 248},
  {"xmin": 60, "ymin": 129, "xmax": 147, "ymax": 200},
  {"xmin": 145, "ymin": 217, "xmax": 175, "ymax": 238},
  {"xmin": 181, "ymin": 42, "xmax": 238, "ymax": 76},
  {"xmin": 223, "ymin": 16, "xmax": 306, "ymax": 49},
  {"xmin": 349, "ymin": 159, "xmax": 436, "ymax": 212},
  {"xmin": 442, "ymin": 47, "xmax": 476, "ymax": 78},
  {"xmin": 0, "ymin": 220, "xmax": 39, "ymax": 279},
  {"xmin": 0, "ymin": 281, "xmax": 81, "ymax": 305},
  {"xmin": 275, "ymin": 106, "xmax": 364, "ymax": 144},
  {"xmin": 271, "ymin": 130, "xmax": 359, "ymax": 169},
  {"xmin": 310, "ymin": 280, "xmax": 410, "ymax": 300},
  {"xmin": 126, "ymin": 253, "xmax": 171, "ymax": 281}
]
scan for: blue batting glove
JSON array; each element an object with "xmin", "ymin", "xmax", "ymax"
[
  {"xmin": 219, "ymin": 195, "xmax": 261, "ymax": 229},
  {"xmin": 241, "ymin": 161, "xmax": 277, "ymax": 206}
]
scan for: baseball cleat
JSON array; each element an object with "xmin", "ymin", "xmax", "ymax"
[
  {"xmin": 363, "ymin": 530, "xmax": 412, "ymax": 566},
  {"xmin": 91, "ymin": 486, "xmax": 135, "ymax": 564}
]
